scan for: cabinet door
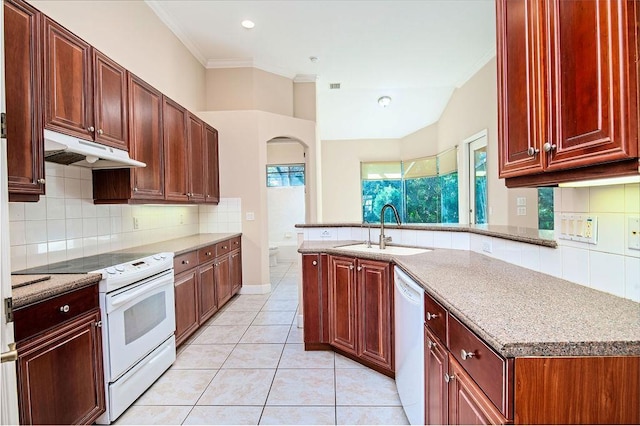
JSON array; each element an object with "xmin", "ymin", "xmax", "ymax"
[
  {"xmin": 448, "ymin": 356, "xmax": 508, "ymax": 425},
  {"xmin": 4, "ymin": 0, "xmax": 44, "ymax": 201},
  {"xmin": 174, "ymin": 270, "xmax": 198, "ymax": 346},
  {"xmin": 545, "ymin": 0, "xmax": 638, "ymax": 170},
  {"xmin": 93, "ymin": 50, "xmax": 128, "ymax": 149},
  {"xmin": 230, "ymin": 249, "xmax": 242, "ymax": 296},
  {"xmin": 129, "ymin": 74, "xmax": 164, "ymax": 200},
  {"xmin": 187, "ymin": 114, "xmax": 206, "ymax": 202},
  {"xmin": 17, "ymin": 309, "xmax": 105, "ymax": 425},
  {"xmin": 204, "ymin": 125, "xmax": 220, "ymax": 204},
  {"xmin": 357, "ymin": 259, "xmax": 393, "ymax": 371},
  {"xmin": 198, "ymin": 261, "xmax": 218, "ymax": 324},
  {"xmin": 425, "ymin": 326, "xmax": 448, "ymax": 425},
  {"xmin": 43, "ymin": 17, "xmax": 93, "ymax": 139},
  {"xmin": 496, "ymin": 0, "xmax": 546, "ymax": 178},
  {"xmin": 215, "ymin": 255, "xmax": 233, "ymax": 307},
  {"xmin": 302, "ymin": 253, "xmax": 324, "ymax": 345},
  {"xmin": 162, "ymin": 97, "xmax": 188, "ymax": 202},
  {"xmin": 328, "ymin": 256, "xmax": 357, "ymax": 355}
]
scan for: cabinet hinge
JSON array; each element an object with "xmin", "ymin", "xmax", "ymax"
[
  {"xmin": 4, "ymin": 297, "xmax": 13, "ymax": 323},
  {"xmin": 1, "ymin": 113, "xmax": 6, "ymax": 139}
]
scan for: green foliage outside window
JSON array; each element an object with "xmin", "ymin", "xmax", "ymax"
[{"xmin": 538, "ymin": 187, "xmax": 554, "ymax": 230}]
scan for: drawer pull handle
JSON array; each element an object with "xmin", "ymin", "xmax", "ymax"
[
  {"xmin": 461, "ymin": 349, "xmax": 476, "ymax": 360},
  {"xmin": 312, "ymin": 260, "xmax": 317, "ymax": 266},
  {"xmin": 426, "ymin": 312, "xmax": 439, "ymax": 320},
  {"xmin": 60, "ymin": 305, "xmax": 70, "ymax": 313},
  {"xmin": 222, "ymin": 246, "xmax": 228, "ymax": 249},
  {"xmin": 182, "ymin": 260, "xmax": 190, "ymax": 265},
  {"xmin": 444, "ymin": 373, "xmax": 455, "ymax": 383}
]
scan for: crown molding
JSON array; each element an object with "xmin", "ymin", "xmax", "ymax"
[
  {"xmin": 207, "ymin": 59, "xmax": 297, "ymax": 80},
  {"xmin": 454, "ymin": 47, "xmax": 496, "ymax": 88},
  {"xmin": 293, "ymin": 74, "xmax": 318, "ymax": 83},
  {"xmin": 145, "ymin": 0, "xmax": 207, "ymax": 66}
]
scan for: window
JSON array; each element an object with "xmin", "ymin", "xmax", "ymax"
[
  {"xmin": 538, "ymin": 187, "xmax": 554, "ymax": 230},
  {"xmin": 266, "ymin": 164, "xmax": 305, "ymax": 187},
  {"xmin": 361, "ymin": 148, "xmax": 459, "ymax": 224}
]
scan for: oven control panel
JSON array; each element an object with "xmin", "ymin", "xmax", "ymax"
[{"xmin": 95, "ymin": 252, "xmax": 174, "ymax": 293}]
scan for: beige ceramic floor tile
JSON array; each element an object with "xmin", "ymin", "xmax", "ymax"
[
  {"xmin": 334, "ymin": 353, "xmax": 367, "ymax": 369},
  {"xmin": 134, "ymin": 369, "xmax": 217, "ymax": 406},
  {"xmin": 240, "ymin": 325, "xmax": 291, "ymax": 343},
  {"xmin": 171, "ymin": 344, "xmax": 235, "ymax": 369},
  {"xmin": 222, "ymin": 343, "xmax": 284, "ymax": 369},
  {"xmin": 286, "ymin": 325, "xmax": 304, "ymax": 344},
  {"xmin": 212, "ymin": 310, "xmax": 258, "ymax": 325},
  {"xmin": 197, "ymin": 369, "xmax": 276, "ymax": 405},
  {"xmin": 278, "ymin": 344, "xmax": 335, "ymax": 369},
  {"xmin": 259, "ymin": 406, "xmax": 336, "ymax": 425},
  {"xmin": 224, "ymin": 299, "xmax": 268, "ymax": 312},
  {"xmin": 252, "ymin": 310, "xmax": 296, "ymax": 325},
  {"xmin": 336, "ymin": 406, "xmax": 409, "ymax": 425},
  {"xmin": 266, "ymin": 369, "xmax": 335, "ymax": 406},
  {"xmin": 335, "ymin": 368, "xmax": 401, "ymax": 406},
  {"xmin": 183, "ymin": 406, "xmax": 263, "ymax": 425},
  {"xmin": 261, "ymin": 299, "xmax": 299, "ymax": 311},
  {"xmin": 113, "ymin": 405, "xmax": 192, "ymax": 425},
  {"xmin": 192, "ymin": 325, "xmax": 248, "ymax": 344}
]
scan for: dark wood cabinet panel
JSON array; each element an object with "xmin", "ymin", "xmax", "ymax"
[
  {"xmin": 93, "ymin": 51, "xmax": 128, "ymax": 149},
  {"xmin": 302, "ymin": 253, "xmax": 329, "ymax": 347},
  {"xmin": 357, "ymin": 259, "xmax": 393, "ymax": 370},
  {"xmin": 204, "ymin": 125, "xmax": 220, "ymax": 204},
  {"xmin": 163, "ymin": 97, "xmax": 188, "ymax": 202},
  {"xmin": 4, "ymin": 0, "xmax": 44, "ymax": 202},
  {"xmin": 230, "ymin": 248, "xmax": 242, "ymax": 296},
  {"xmin": 497, "ymin": 0, "xmax": 639, "ymax": 186},
  {"xmin": 328, "ymin": 256, "xmax": 358, "ymax": 355},
  {"xmin": 43, "ymin": 17, "xmax": 93, "ymax": 139},
  {"xmin": 17, "ymin": 309, "xmax": 105, "ymax": 425},
  {"xmin": 215, "ymin": 255, "xmax": 233, "ymax": 307},
  {"xmin": 174, "ymin": 269, "xmax": 199, "ymax": 346},
  {"xmin": 425, "ymin": 326, "xmax": 448, "ymax": 426},
  {"xmin": 187, "ymin": 114, "xmax": 206, "ymax": 202},
  {"xmin": 198, "ymin": 261, "xmax": 218, "ymax": 324}
]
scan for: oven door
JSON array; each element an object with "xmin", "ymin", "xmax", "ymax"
[{"xmin": 103, "ymin": 270, "xmax": 175, "ymax": 381}]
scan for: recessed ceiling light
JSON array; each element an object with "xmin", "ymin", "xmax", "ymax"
[
  {"xmin": 378, "ymin": 96, "xmax": 392, "ymax": 108},
  {"xmin": 241, "ymin": 20, "xmax": 255, "ymax": 29}
]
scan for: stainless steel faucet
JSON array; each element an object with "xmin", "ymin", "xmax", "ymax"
[{"xmin": 379, "ymin": 203, "xmax": 401, "ymax": 249}]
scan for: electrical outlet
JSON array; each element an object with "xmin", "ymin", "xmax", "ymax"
[
  {"xmin": 320, "ymin": 230, "xmax": 332, "ymax": 239},
  {"xmin": 629, "ymin": 218, "xmax": 640, "ymax": 250},
  {"xmin": 133, "ymin": 217, "xmax": 139, "ymax": 230},
  {"xmin": 246, "ymin": 212, "xmax": 255, "ymax": 221},
  {"xmin": 517, "ymin": 206, "xmax": 526, "ymax": 216},
  {"xmin": 517, "ymin": 197, "xmax": 526, "ymax": 206}
]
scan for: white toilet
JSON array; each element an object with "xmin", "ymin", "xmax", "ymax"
[{"xmin": 269, "ymin": 246, "xmax": 279, "ymax": 266}]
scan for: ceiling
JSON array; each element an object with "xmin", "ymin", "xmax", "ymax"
[{"xmin": 146, "ymin": 0, "xmax": 497, "ymax": 141}]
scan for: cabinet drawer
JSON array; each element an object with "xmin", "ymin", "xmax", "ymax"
[
  {"xmin": 424, "ymin": 292, "xmax": 447, "ymax": 343},
  {"xmin": 448, "ymin": 314, "xmax": 510, "ymax": 417},
  {"xmin": 174, "ymin": 251, "xmax": 197, "ymax": 274},
  {"xmin": 229, "ymin": 237, "xmax": 241, "ymax": 251},
  {"xmin": 198, "ymin": 244, "xmax": 216, "ymax": 263},
  {"xmin": 14, "ymin": 284, "xmax": 99, "ymax": 342},
  {"xmin": 215, "ymin": 240, "xmax": 231, "ymax": 257}
]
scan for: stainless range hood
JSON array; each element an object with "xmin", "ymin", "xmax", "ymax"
[{"xmin": 44, "ymin": 129, "xmax": 146, "ymax": 169}]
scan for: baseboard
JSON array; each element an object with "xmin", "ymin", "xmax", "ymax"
[
  {"xmin": 239, "ymin": 283, "xmax": 272, "ymax": 294},
  {"xmin": 297, "ymin": 314, "xmax": 304, "ymax": 328}
]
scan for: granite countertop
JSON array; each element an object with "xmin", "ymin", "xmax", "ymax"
[
  {"xmin": 11, "ymin": 233, "xmax": 242, "ymax": 307},
  {"xmin": 295, "ymin": 222, "xmax": 557, "ymax": 248},
  {"xmin": 299, "ymin": 240, "xmax": 640, "ymax": 358},
  {"xmin": 11, "ymin": 274, "xmax": 102, "ymax": 309}
]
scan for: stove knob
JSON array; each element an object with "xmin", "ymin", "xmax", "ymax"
[
  {"xmin": 153, "ymin": 254, "xmax": 162, "ymax": 260},
  {"xmin": 106, "ymin": 267, "xmax": 116, "ymax": 274},
  {"xmin": 115, "ymin": 265, "xmax": 125, "ymax": 272}
]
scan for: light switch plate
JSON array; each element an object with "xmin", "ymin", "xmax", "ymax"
[{"xmin": 558, "ymin": 214, "xmax": 597, "ymax": 244}]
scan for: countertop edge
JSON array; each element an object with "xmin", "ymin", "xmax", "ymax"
[{"xmin": 12, "ymin": 274, "xmax": 102, "ymax": 309}]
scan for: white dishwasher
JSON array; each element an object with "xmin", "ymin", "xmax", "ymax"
[{"xmin": 394, "ymin": 266, "xmax": 425, "ymax": 425}]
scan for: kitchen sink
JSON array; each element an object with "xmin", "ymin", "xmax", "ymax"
[{"xmin": 334, "ymin": 243, "xmax": 431, "ymax": 256}]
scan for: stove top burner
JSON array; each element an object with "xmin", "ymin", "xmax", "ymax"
[{"xmin": 13, "ymin": 252, "xmax": 157, "ymax": 275}]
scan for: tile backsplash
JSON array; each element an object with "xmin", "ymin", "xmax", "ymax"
[{"xmin": 9, "ymin": 162, "xmax": 241, "ymax": 271}]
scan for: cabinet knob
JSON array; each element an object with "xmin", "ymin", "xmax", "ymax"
[
  {"xmin": 426, "ymin": 312, "xmax": 439, "ymax": 321},
  {"xmin": 37, "ymin": 178, "xmax": 46, "ymax": 184},
  {"xmin": 187, "ymin": 192, "xmax": 192, "ymax": 197},
  {"xmin": 349, "ymin": 264, "xmax": 354, "ymax": 270},
  {"xmin": 223, "ymin": 246, "xmax": 227, "ymax": 250},
  {"xmin": 427, "ymin": 339, "xmax": 436, "ymax": 349},
  {"xmin": 182, "ymin": 260, "xmax": 189, "ymax": 265},
  {"xmin": 87, "ymin": 126, "xmax": 95, "ymax": 132},
  {"xmin": 59, "ymin": 305, "xmax": 70, "ymax": 313},
  {"xmin": 543, "ymin": 142, "xmax": 557, "ymax": 153},
  {"xmin": 312, "ymin": 260, "xmax": 317, "ymax": 266},
  {"xmin": 357, "ymin": 266, "xmax": 362, "ymax": 271},
  {"xmin": 461, "ymin": 349, "xmax": 476, "ymax": 360},
  {"xmin": 133, "ymin": 187, "xmax": 138, "ymax": 192},
  {"xmin": 206, "ymin": 251, "xmax": 212, "ymax": 256},
  {"xmin": 94, "ymin": 320, "xmax": 102, "ymax": 328},
  {"xmin": 97, "ymin": 129, "xmax": 104, "ymax": 135},
  {"xmin": 444, "ymin": 373, "xmax": 455, "ymax": 383},
  {"xmin": 527, "ymin": 147, "xmax": 540, "ymax": 156}
]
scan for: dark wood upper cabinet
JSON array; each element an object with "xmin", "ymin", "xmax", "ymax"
[
  {"xmin": 497, "ymin": 0, "xmax": 639, "ymax": 187},
  {"xmin": 162, "ymin": 97, "xmax": 189, "ymax": 202},
  {"xmin": 43, "ymin": 17, "xmax": 128, "ymax": 150},
  {"xmin": 204, "ymin": 125, "xmax": 220, "ymax": 204},
  {"xmin": 4, "ymin": 0, "xmax": 44, "ymax": 202},
  {"xmin": 93, "ymin": 51, "xmax": 128, "ymax": 149},
  {"xmin": 187, "ymin": 113, "xmax": 206, "ymax": 202}
]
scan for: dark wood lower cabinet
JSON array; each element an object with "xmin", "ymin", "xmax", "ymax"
[
  {"xmin": 302, "ymin": 253, "xmax": 329, "ymax": 348},
  {"xmin": 198, "ymin": 261, "xmax": 218, "ymax": 323},
  {"xmin": 215, "ymin": 255, "xmax": 232, "ymax": 307},
  {"xmin": 230, "ymin": 249, "xmax": 242, "ymax": 295},
  {"xmin": 174, "ymin": 269, "xmax": 198, "ymax": 347},
  {"xmin": 17, "ymin": 309, "xmax": 105, "ymax": 425},
  {"xmin": 425, "ymin": 326, "xmax": 448, "ymax": 425}
]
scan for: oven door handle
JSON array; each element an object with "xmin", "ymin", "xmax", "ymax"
[{"xmin": 110, "ymin": 278, "xmax": 172, "ymax": 308}]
